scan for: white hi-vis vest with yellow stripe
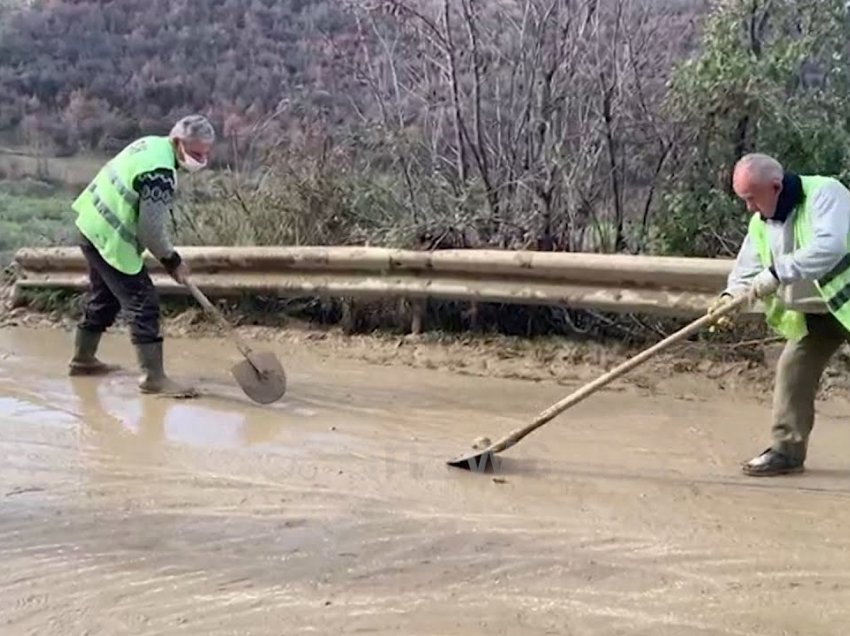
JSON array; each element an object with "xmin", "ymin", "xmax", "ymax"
[
  {"xmin": 749, "ymin": 174, "xmax": 850, "ymax": 341},
  {"xmin": 73, "ymin": 136, "xmax": 176, "ymax": 275}
]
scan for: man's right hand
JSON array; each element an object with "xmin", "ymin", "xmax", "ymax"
[{"xmin": 707, "ymin": 293, "xmax": 735, "ymax": 332}]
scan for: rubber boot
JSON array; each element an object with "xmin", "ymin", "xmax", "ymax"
[
  {"xmin": 68, "ymin": 328, "xmax": 122, "ymax": 376},
  {"xmin": 135, "ymin": 341, "xmax": 198, "ymax": 398}
]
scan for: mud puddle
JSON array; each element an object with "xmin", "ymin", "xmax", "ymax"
[{"xmin": 1, "ymin": 326, "xmax": 850, "ymax": 635}]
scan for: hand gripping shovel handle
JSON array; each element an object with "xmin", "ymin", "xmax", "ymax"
[
  {"xmin": 487, "ymin": 293, "xmax": 752, "ymax": 454},
  {"xmin": 184, "ymin": 280, "xmax": 255, "ymax": 360}
]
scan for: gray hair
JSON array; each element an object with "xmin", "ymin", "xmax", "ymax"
[
  {"xmin": 169, "ymin": 114, "xmax": 216, "ymax": 144},
  {"xmin": 735, "ymin": 153, "xmax": 784, "ymax": 184}
]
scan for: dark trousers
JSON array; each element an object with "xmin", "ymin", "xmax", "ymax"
[{"xmin": 78, "ymin": 237, "xmax": 162, "ymax": 345}]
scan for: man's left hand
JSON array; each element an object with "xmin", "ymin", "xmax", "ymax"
[
  {"xmin": 170, "ymin": 261, "xmax": 190, "ymax": 286},
  {"xmin": 752, "ymin": 267, "xmax": 780, "ymax": 298},
  {"xmin": 161, "ymin": 251, "xmax": 189, "ymax": 285}
]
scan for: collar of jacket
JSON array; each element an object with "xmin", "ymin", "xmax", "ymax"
[{"xmin": 763, "ymin": 172, "xmax": 803, "ymax": 223}]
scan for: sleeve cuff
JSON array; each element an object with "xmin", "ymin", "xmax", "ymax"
[{"xmin": 160, "ymin": 251, "xmax": 182, "ymax": 273}]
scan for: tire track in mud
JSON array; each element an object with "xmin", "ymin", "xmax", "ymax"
[
  {"xmin": 0, "ymin": 474, "xmax": 735, "ymax": 636},
  {"xmin": 0, "ymin": 501, "xmax": 312, "ymax": 633},
  {"xmin": 2, "ymin": 457, "xmax": 850, "ymax": 636},
  {"xmin": 0, "ymin": 471, "xmax": 825, "ymax": 635}
]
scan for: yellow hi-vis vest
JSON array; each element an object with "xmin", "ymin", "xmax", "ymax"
[
  {"xmin": 72, "ymin": 136, "xmax": 177, "ymax": 275},
  {"xmin": 749, "ymin": 174, "xmax": 850, "ymax": 341}
]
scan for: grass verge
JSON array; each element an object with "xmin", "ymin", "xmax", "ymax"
[{"xmin": 0, "ymin": 178, "xmax": 75, "ymax": 266}]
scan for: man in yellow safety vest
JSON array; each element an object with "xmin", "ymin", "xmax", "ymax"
[
  {"xmin": 67, "ymin": 114, "xmax": 215, "ymax": 398},
  {"xmin": 710, "ymin": 153, "xmax": 850, "ymax": 476}
]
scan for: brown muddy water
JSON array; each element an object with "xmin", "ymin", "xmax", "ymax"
[{"xmin": 1, "ymin": 326, "xmax": 850, "ymax": 635}]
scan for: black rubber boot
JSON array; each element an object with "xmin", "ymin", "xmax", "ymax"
[
  {"xmin": 741, "ymin": 448, "xmax": 804, "ymax": 477},
  {"xmin": 68, "ymin": 328, "xmax": 121, "ymax": 376},
  {"xmin": 135, "ymin": 341, "xmax": 197, "ymax": 398}
]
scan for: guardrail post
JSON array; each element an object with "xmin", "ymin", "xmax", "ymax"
[
  {"xmin": 341, "ymin": 297, "xmax": 355, "ymax": 334},
  {"xmin": 410, "ymin": 298, "xmax": 425, "ymax": 335}
]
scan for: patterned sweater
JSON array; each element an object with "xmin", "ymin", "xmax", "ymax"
[{"xmin": 132, "ymin": 168, "xmax": 181, "ymax": 270}]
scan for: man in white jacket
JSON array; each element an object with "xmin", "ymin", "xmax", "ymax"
[{"xmin": 712, "ymin": 153, "xmax": 850, "ymax": 476}]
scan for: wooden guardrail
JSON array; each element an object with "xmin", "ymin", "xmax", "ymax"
[{"xmin": 11, "ymin": 246, "xmax": 738, "ymax": 322}]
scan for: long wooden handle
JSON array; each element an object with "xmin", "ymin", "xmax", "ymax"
[
  {"xmin": 490, "ymin": 293, "xmax": 752, "ymax": 453},
  {"xmin": 184, "ymin": 280, "xmax": 254, "ymax": 358}
]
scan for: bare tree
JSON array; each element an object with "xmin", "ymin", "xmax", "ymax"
[{"xmin": 341, "ymin": 0, "xmax": 696, "ymax": 252}]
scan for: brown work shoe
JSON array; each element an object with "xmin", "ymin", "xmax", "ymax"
[
  {"xmin": 68, "ymin": 328, "xmax": 121, "ymax": 376},
  {"xmin": 742, "ymin": 448, "xmax": 804, "ymax": 477},
  {"xmin": 135, "ymin": 341, "xmax": 198, "ymax": 399}
]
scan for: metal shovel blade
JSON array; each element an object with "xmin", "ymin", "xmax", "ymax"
[
  {"xmin": 446, "ymin": 448, "xmax": 500, "ymax": 473},
  {"xmin": 230, "ymin": 351, "xmax": 287, "ymax": 404}
]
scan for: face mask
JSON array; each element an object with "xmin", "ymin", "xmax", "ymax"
[{"xmin": 177, "ymin": 143, "xmax": 207, "ymax": 173}]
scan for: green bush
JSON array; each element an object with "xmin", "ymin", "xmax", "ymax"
[{"xmin": 658, "ymin": 0, "xmax": 850, "ymax": 257}]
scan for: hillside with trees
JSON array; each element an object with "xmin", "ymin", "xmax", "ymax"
[
  {"xmin": 0, "ymin": 0, "xmax": 361, "ymax": 154},
  {"xmin": 1, "ymin": 0, "xmax": 850, "ymax": 262}
]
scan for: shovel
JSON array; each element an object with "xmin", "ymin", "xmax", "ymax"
[
  {"xmin": 447, "ymin": 293, "xmax": 751, "ymax": 473},
  {"xmin": 185, "ymin": 280, "xmax": 287, "ymax": 405}
]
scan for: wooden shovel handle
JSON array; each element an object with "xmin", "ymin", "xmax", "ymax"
[
  {"xmin": 184, "ymin": 280, "xmax": 254, "ymax": 359},
  {"xmin": 489, "ymin": 293, "xmax": 752, "ymax": 453}
]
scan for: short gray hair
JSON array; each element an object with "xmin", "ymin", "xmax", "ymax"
[
  {"xmin": 735, "ymin": 153, "xmax": 784, "ymax": 184},
  {"xmin": 170, "ymin": 114, "xmax": 216, "ymax": 144}
]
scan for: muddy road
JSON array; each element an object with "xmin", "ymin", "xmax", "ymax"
[{"xmin": 1, "ymin": 325, "xmax": 850, "ymax": 635}]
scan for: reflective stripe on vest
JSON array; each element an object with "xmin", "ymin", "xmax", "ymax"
[
  {"xmin": 87, "ymin": 179, "xmax": 142, "ymax": 251},
  {"xmin": 107, "ymin": 165, "xmax": 139, "ymax": 208},
  {"xmin": 817, "ymin": 252, "xmax": 850, "ymax": 312}
]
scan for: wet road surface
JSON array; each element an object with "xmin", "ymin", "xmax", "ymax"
[{"xmin": 1, "ymin": 326, "xmax": 850, "ymax": 635}]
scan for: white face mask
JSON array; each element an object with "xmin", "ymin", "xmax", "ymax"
[{"xmin": 177, "ymin": 143, "xmax": 207, "ymax": 173}]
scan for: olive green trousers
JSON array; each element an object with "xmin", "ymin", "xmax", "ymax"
[{"xmin": 771, "ymin": 313, "xmax": 850, "ymax": 461}]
